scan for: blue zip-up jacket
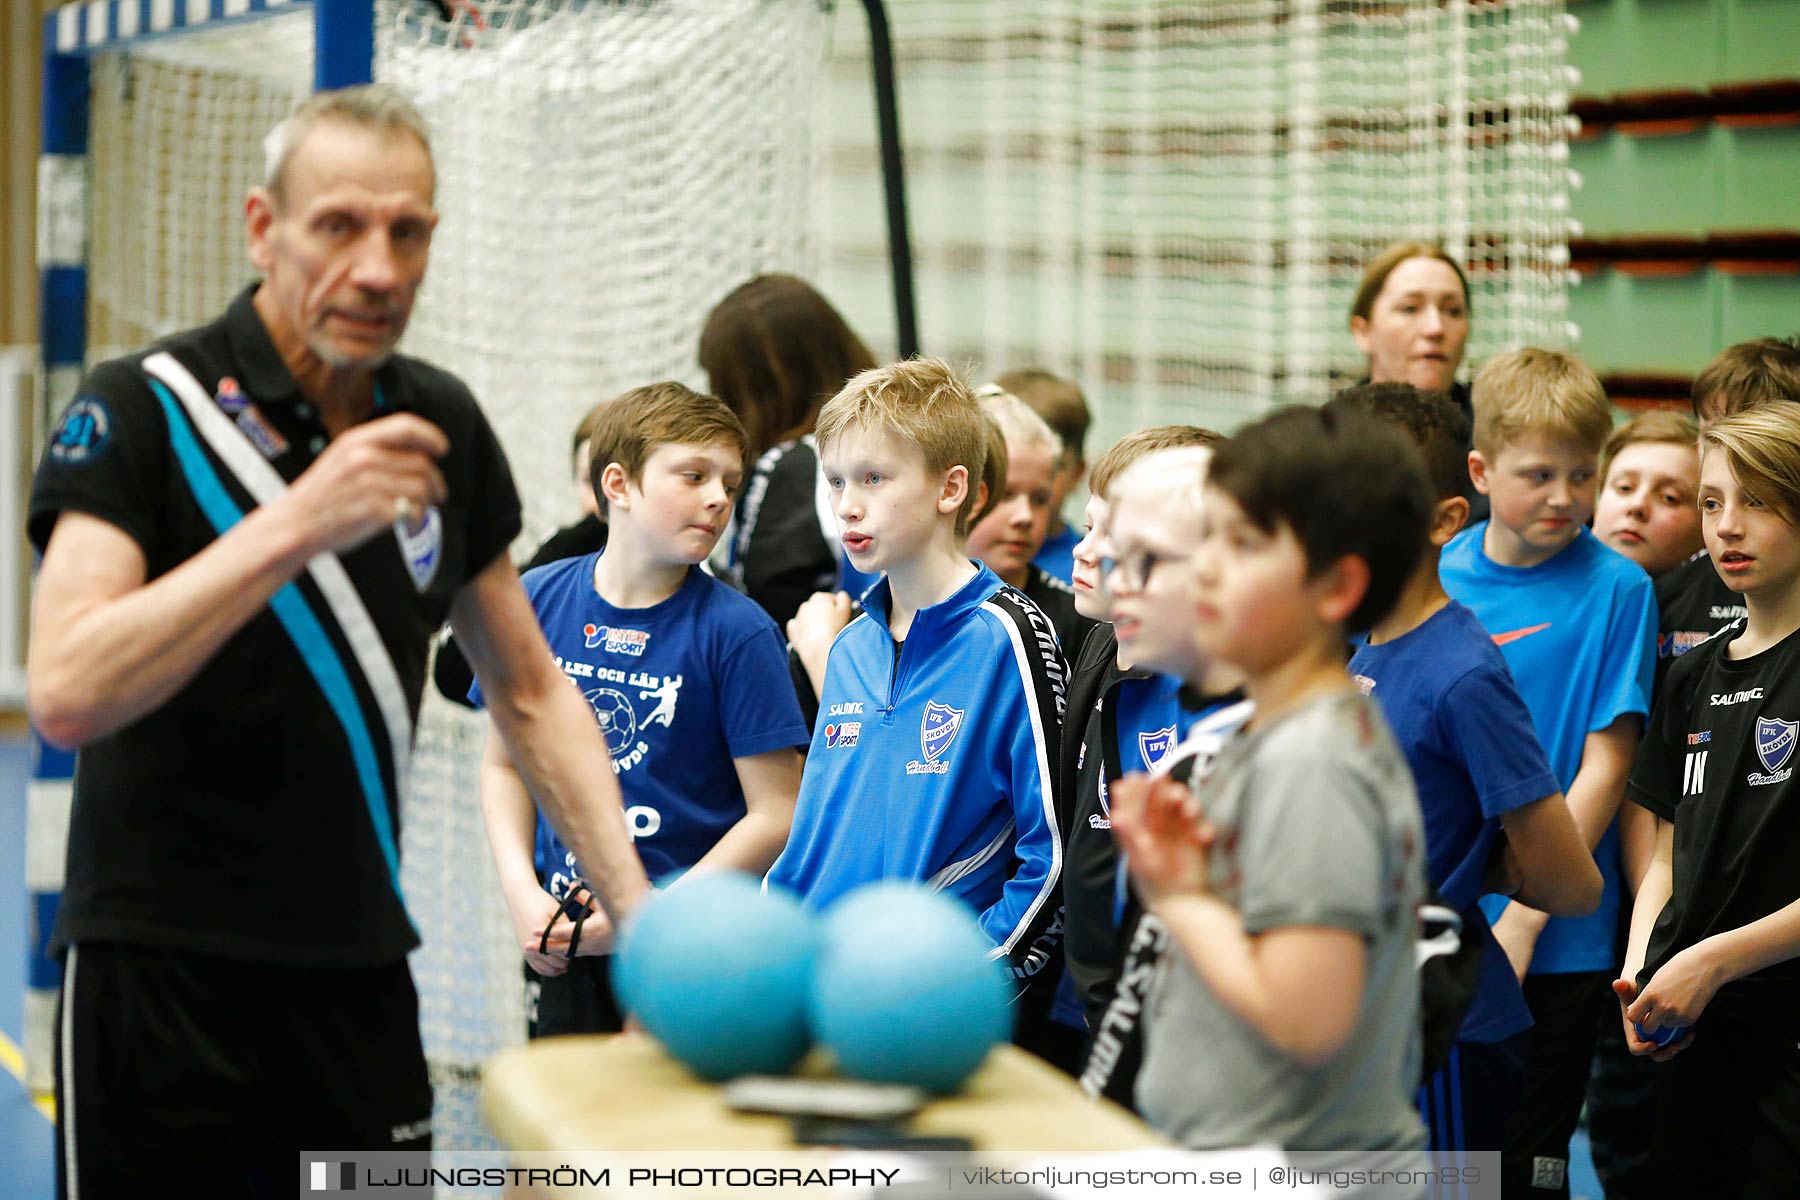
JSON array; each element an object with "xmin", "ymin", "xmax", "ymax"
[{"xmin": 768, "ymin": 564, "xmax": 1068, "ymax": 981}]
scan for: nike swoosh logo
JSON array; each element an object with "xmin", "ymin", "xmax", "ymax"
[{"xmin": 1492, "ymin": 623, "xmax": 1552, "ymax": 645}]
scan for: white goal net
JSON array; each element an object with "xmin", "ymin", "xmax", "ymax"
[{"xmin": 813, "ymin": 0, "xmax": 1578, "ymax": 445}]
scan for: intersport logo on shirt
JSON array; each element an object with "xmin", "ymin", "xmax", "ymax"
[{"xmin": 583, "ymin": 623, "xmax": 650, "ymax": 656}]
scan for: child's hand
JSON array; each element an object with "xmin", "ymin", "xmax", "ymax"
[
  {"xmin": 788, "ymin": 591, "xmax": 854, "ymax": 692},
  {"xmin": 1111, "ymin": 772, "xmax": 1213, "ymax": 903},
  {"xmin": 1623, "ymin": 943, "xmax": 1720, "ymax": 1045},
  {"xmin": 1490, "ymin": 902, "xmax": 1548, "ymax": 983},
  {"xmin": 1612, "ymin": 977, "xmax": 1696, "ymax": 1062},
  {"xmin": 509, "ymin": 887, "xmax": 573, "ymax": 977},
  {"xmin": 520, "ymin": 883, "xmax": 617, "ymax": 972},
  {"xmin": 787, "ymin": 591, "xmax": 854, "ymax": 655}
]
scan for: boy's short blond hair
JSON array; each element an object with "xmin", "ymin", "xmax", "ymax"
[
  {"xmin": 1090, "ymin": 425, "xmax": 1223, "ymax": 500},
  {"xmin": 1598, "ymin": 409, "xmax": 1699, "ymax": 486},
  {"xmin": 993, "ymin": 368, "xmax": 1090, "ymax": 463},
  {"xmin": 1471, "ymin": 348, "xmax": 1613, "ymax": 459},
  {"xmin": 815, "ymin": 358, "xmax": 988, "ymax": 535},
  {"xmin": 586, "ymin": 381, "xmax": 747, "ymax": 517},
  {"xmin": 976, "ymin": 387, "xmax": 1062, "ymax": 458},
  {"xmin": 1700, "ymin": 405, "xmax": 1800, "ymax": 528},
  {"xmin": 1108, "ymin": 445, "xmax": 1215, "ymax": 530}
]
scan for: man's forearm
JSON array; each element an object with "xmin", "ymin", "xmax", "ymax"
[
  {"xmin": 452, "ymin": 556, "xmax": 650, "ymax": 926},
  {"xmin": 31, "ymin": 507, "xmax": 314, "ymax": 746}
]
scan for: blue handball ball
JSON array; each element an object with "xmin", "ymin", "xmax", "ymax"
[
  {"xmin": 811, "ymin": 882, "xmax": 1011, "ymax": 1093},
  {"xmin": 614, "ymin": 872, "xmax": 819, "ymax": 1080}
]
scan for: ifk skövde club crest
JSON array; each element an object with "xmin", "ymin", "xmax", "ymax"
[
  {"xmin": 1755, "ymin": 716, "xmax": 1797, "ymax": 775},
  {"xmin": 920, "ymin": 701, "xmax": 965, "ymax": 763}
]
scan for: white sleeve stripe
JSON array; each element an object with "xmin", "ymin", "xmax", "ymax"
[
  {"xmin": 142, "ymin": 352, "xmax": 414, "ymax": 800},
  {"xmin": 60, "ymin": 944, "xmax": 80, "ymax": 1200},
  {"xmin": 979, "ymin": 598, "xmax": 1062, "ymax": 955},
  {"xmin": 926, "ymin": 819, "xmax": 1016, "ymax": 893}
]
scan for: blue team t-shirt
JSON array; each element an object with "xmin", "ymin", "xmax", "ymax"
[
  {"xmin": 470, "ymin": 556, "xmax": 808, "ymax": 890},
  {"xmin": 1440, "ymin": 524, "xmax": 1656, "ymax": 975},
  {"xmin": 1350, "ymin": 600, "xmax": 1559, "ymax": 1043},
  {"xmin": 1032, "ymin": 526, "xmax": 1081, "ymax": 585}
]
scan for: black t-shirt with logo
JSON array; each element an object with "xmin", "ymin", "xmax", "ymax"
[
  {"xmin": 1653, "ymin": 550, "xmax": 1747, "ymax": 701},
  {"xmin": 1628, "ymin": 618, "xmax": 1800, "ymax": 1035},
  {"xmin": 1024, "ymin": 565, "xmax": 1098, "ymax": 662},
  {"xmin": 29, "ymin": 285, "xmax": 522, "ymax": 967}
]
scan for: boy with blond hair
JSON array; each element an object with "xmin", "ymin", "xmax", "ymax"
[
  {"xmin": 1620, "ymin": 404, "xmax": 1800, "ymax": 1196},
  {"xmin": 475, "ymin": 382, "xmax": 807, "ymax": 1036},
  {"xmin": 1063, "ymin": 427, "xmax": 1226, "ymax": 1038},
  {"xmin": 1440, "ymin": 349, "xmax": 1656, "ymax": 1196},
  {"xmin": 1591, "ymin": 339, "xmax": 1798, "ymax": 1197},
  {"xmin": 768, "ymin": 359, "xmax": 1066, "ymax": 985}
]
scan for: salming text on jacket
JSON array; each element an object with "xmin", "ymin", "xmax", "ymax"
[{"xmin": 767, "ymin": 564, "xmax": 1068, "ymax": 980}]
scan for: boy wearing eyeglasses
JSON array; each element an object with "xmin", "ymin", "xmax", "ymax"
[{"xmin": 1070, "ymin": 437, "xmax": 1253, "ymax": 1108}]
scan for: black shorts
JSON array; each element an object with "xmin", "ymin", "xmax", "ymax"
[
  {"xmin": 55, "ymin": 941, "xmax": 432, "ymax": 1200},
  {"xmin": 527, "ymin": 955, "xmax": 624, "ymax": 1039},
  {"xmin": 1648, "ymin": 1010, "xmax": 1800, "ymax": 1200}
]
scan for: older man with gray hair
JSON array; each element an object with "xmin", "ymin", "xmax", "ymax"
[{"xmin": 28, "ymin": 85, "xmax": 648, "ymax": 1194}]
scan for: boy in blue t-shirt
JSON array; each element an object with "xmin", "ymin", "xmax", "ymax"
[
  {"xmin": 767, "ymin": 358, "xmax": 1066, "ymax": 986},
  {"xmin": 474, "ymin": 382, "xmax": 807, "ymax": 1037},
  {"xmin": 1330, "ymin": 383, "xmax": 1601, "ymax": 1156},
  {"xmin": 1440, "ymin": 350, "xmax": 1657, "ymax": 1196}
]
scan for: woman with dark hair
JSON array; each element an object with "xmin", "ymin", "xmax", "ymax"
[
  {"xmin": 1351, "ymin": 241, "xmax": 1483, "ymax": 519},
  {"xmin": 700, "ymin": 274, "xmax": 879, "ymax": 628}
]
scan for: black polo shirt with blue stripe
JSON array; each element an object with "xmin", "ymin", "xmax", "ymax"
[{"xmin": 29, "ymin": 285, "xmax": 521, "ymax": 968}]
